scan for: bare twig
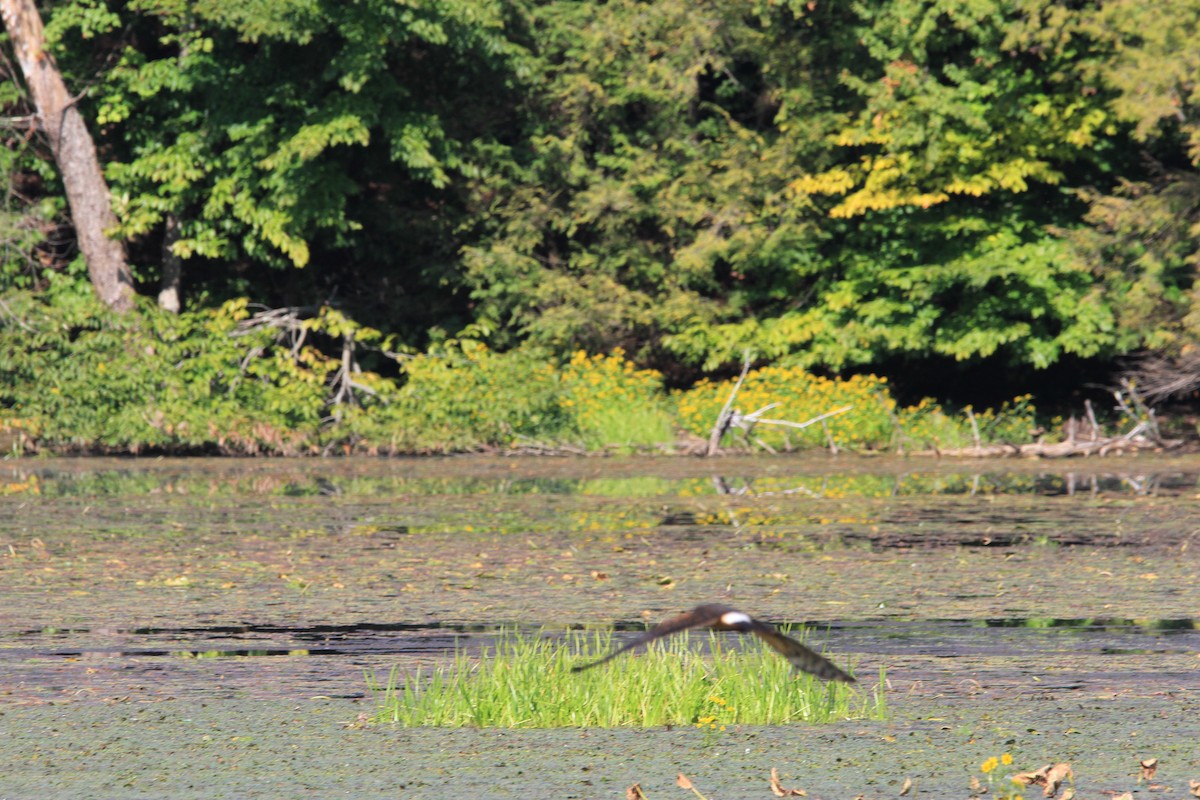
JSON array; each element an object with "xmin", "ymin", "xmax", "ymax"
[
  {"xmin": 1122, "ymin": 350, "xmax": 1200, "ymax": 401},
  {"xmin": 706, "ymin": 350, "xmax": 753, "ymax": 456},
  {"xmin": 230, "ymin": 304, "xmax": 398, "ymax": 417},
  {"xmin": 749, "ymin": 405, "xmax": 853, "ymax": 431},
  {"xmin": 0, "ymin": 296, "xmax": 35, "ymax": 332},
  {"xmin": 1114, "ymin": 377, "xmax": 1163, "ymax": 443},
  {"xmin": 821, "ymin": 418, "xmax": 838, "ymax": 454},
  {"xmin": 875, "ymin": 389, "xmax": 911, "ymax": 455}
]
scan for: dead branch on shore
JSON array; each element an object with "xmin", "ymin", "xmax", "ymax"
[
  {"xmin": 504, "ymin": 437, "xmax": 590, "ymax": 456},
  {"xmin": 705, "ymin": 352, "xmax": 853, "ymax": 455},
  {"xmin": 928, "ymin": 378, "xmax": 1181, "ymax": 458},
  {"xmin": 1122, "ymin": 349, "xmax": 1200, "ymax": 402},
  {"xmin": 232, "ymin": 304, "xmax": 403, "ymax": 421},
  {"xmin": 706, "ymin": 352, "xmax": 753, "ymax": 456}
]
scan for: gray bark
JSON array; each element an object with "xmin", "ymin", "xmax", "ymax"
[
  {"xmin": 1, "ymin": 0, "xmax": 134, "ymax": 312},
  {"xmin": 157, "ymin": 214, "xmax": 181, "ymax": 313}
]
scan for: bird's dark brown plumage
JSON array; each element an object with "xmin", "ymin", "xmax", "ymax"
[{"xmin": 571, "ymin": 603, "xmax": 854, "ymax": 683}]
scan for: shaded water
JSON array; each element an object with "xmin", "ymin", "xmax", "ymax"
[{"xmin": 2, "ymin": 455, "xmax": 1199, "ymax": 708}]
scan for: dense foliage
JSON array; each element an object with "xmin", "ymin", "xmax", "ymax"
[{"xmin": 1, "ymin": 0, "xmax": 1199, "ymax": 451}]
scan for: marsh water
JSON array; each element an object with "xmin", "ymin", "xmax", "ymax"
[{"xmin": 2, "ymin": 455, "xmax": 1199, "ymax": 798}]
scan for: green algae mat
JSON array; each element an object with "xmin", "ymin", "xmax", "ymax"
[{"xmin": 1, "ymin": 455, "xmax": 1198, "ymax": 798}]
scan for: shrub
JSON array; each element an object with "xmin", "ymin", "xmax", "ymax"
[
  {"xmin": 354, "ymin": 342, "xmax": 567, "ymax": 451},
  {"xmin": 675, "ymin": 365, "xmax": 898, "ymax": 450},
  {"xmin": 559, "ymin": 350, "xmax": 674, "ymax": 450},
  {"xmin": 0, "ymin": 286, "xmax": 1042, "ymax": 454},
  {"xmin": 0, "ymin": 288, "xmax": 385, "ymax": 453}
]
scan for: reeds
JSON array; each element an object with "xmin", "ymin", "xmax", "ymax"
[{"xmin": 369, "ymin": 629, "xmax": 885, "ymax": 728}]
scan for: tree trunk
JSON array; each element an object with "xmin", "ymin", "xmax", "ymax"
[
  {"xmin": 158, "ymin": 214, "xmax": 182, "ymax": 313},
  {"xmin": 1, "ymin": 0, "xmax": 134, "ymax": 313}
]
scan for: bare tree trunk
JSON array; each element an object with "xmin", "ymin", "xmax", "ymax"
[
  {"xmin": 158, "ymin": 214, "xmax": 181, "ymax": 312},
  {"xmin": 1, "ymin": 0, "xmax": 134, "ymax": 313}
]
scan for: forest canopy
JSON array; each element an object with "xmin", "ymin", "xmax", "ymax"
[{"xmin": 1, "ymin": 0, "xmax": 1199, "ymax": 452}]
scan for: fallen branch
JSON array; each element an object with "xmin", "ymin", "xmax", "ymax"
[
  {"xmin": 232, "ymin": 304, "xmax": 402, "ymax": 418},
  {"xmin": 747, "ymin": 405, "xmax": 854, "ymax": 431},
  {"xmin": 504, "ymin": 436, "xmax": 590, "ymax": 456},
  {"xmin": 927, "ymin": 434, "xmax": 1181, "ymax": 458},
  {"xmin": 708, "ymin": 403, "xmax": 854, "ymax": 454},
  {"xmin": 707, "ymin": 351, "xmax": 753, "ymax": 456}
]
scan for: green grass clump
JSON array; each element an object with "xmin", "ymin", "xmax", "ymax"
[{"xmin": 369, "ymin": 629, "xmax": 885, "ymax": 728}]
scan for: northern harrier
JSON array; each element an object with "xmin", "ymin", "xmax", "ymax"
[{"xmin": 571, "ymin": 603, "xmax": 854, "ymax": 683}]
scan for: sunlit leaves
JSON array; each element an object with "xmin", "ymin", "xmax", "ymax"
[
  {"xmin": 1082, "ymin": 0, "xmax": 1200, "ymax": 163},
  {"xmin": 17, "ymin": 0, "xmax": 1200, "ymax": 383},
  {"xmin": 46, "ymin": 0, "xmax": 525, "ymax": 276}
]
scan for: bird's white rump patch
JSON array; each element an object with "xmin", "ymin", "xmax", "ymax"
[{"xmin": 720, "ymin": 611, "xmax": 752, "ymax": 626}]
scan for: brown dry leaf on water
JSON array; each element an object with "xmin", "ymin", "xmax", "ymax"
[
  {"xmin": 900, "ymin": 776, "xmax": 913, "ymax": 796},
  {"xmin": 770, "ymin": 767, "xmax": 807, "ymax": 797},
  {"xmin": 1012, "ymin": 766, "xmax": 1050, "ymax": 787},
  {"xmin": 626, "ymin": 784, "xmax": 648, "ymax": 800},
  {"xmin": 1043, "ymin": 763, "xmax": 1074, "ymax": 797},
  {"xmin": 1189, "ymin": 779, "xmax": 1200, "ymax": 798},
  {"xmin": 1012, "ymin": 763, "xmax": 1073, "ymax": 798},
  {"xmin": 677, "ymin": 773, "xmax": 709, "ymax": 800},
  {"xmin": 1139, "ymin": 758, "xmax": 1159, "ymax": 781}
]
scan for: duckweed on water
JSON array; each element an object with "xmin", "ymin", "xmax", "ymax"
[{"xmin": 368, "ymin": 629, "xmax": 884, "ymax": 728}]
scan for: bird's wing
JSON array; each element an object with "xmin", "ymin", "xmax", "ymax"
[
  {"xmin": 748, "ymin": 621, "xmax": 855, "ymax": 683},
  {"xmin": 571, "ymin": 606, "xmax": 721, "ymax": 672}
]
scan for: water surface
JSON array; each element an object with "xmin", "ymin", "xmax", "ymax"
[{"xmin": 3, "ymin": 455, "xmax": 1199, "ymax": 708}]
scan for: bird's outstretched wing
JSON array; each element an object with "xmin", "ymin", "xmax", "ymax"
[
  {"xmin": 748, "ymin": 621, "xmax": 855, "ymax": 683},
  {"xmin": 571, "ymin": 604, "xmax": 854, "ymax": 683},
  {"xmin": 570, "ymin": 606, "xmax": 727, "ymax": 673}
]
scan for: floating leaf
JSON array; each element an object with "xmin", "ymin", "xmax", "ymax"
[
  {"xmin": 770, "ymin": 767, "xmax": 807, "ymax": 797},
  {"xmin": 676, "ymin": 773, "xmax": 708, "ymax": 800},
  {"xmin": 1042, "ymin": 764, "xmax": 1073, "ymax": 798},
  {"xmin": 1012, "ymin": 766, "xmax": 1050, "ymax": 787}
]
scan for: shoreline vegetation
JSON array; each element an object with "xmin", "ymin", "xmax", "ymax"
[
  {"xmin": 3, "ymin": 3, "xmax": 1200, "ymax": 462},
  {"xmin": 0, "ymin": 293, "xmax": 1184, "ymax": 459}
]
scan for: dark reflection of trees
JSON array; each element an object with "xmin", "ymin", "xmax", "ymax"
[{"xmin": 981, "ymin": 618, "xmax": 1196, "ymax": 631}]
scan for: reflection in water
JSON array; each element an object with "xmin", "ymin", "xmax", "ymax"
[
  {"xmin": 6, "ymin": 616, "xmax": 1198, "ymax": 704},
  {"xmin": 5, "ymin": 460, "xmax": 1200, "ymax": 499},
  {"xmin": 22, "ymin": 616, "xmax": 1200, "ymax": 659},
  {"xmin": 981, "ymin": 617, "xmax": 1197, "ymax": 632}
]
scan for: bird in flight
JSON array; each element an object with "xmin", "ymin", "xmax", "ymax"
[{"xmin": 571, "ymin": 603, "xmax": 854, "ymax": 683}]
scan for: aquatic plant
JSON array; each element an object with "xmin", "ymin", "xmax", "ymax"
[
  {"xmin": 369, "ymin": 629, "xmax": 884, "ymax": 728},
  {"xmin": 973, "ymin": 753, "xmax": 1025, "ymax": 800}
]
